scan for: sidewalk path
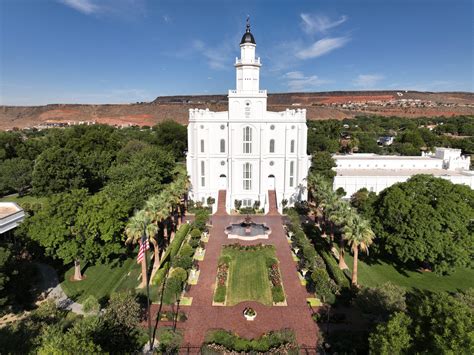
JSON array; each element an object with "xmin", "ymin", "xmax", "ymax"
[{"xmin": 35, "ymin": 262, "xmax": 84, "ymax": 314}]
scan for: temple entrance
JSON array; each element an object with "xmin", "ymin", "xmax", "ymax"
[
  {"xmin": 218, "ymin": 174, "xmax": 227, "ymax": 189},
  {"xmin": 268, "ymin": 174, "xmax": 275, "ymax": 190}
]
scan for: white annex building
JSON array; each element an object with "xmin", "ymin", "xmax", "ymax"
[
  {"xmin": 186, "ymin": 21, "xmax": 311, "ymax": 213},
  {"xmin": 333, "ymin": 147, "xmax": 474, "ymax": 197}
]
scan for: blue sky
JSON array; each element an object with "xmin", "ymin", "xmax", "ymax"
[{"xmin": 1, "ymin": 0, "xmax": 472, "ymax": 105}]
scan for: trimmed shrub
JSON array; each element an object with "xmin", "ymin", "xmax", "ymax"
[
  {"xmin": 171, "ymin": 267, "xmax": 188, "ymax": 283},
  {"xmin": 193, "ymin": 208, "xmax": 209, "ymax": 232},
  {"xmin": 82, "ymin": 295, "xmax": 100, "ymax": 313},
  {"xmin": 190, "ymin": 228, "xmax": 201, "ymax": 239},
  {"xmin": 171, "ymin": 255, "xmax": 193, "ymax": 270},
  {"xmin": 158, "ymin": 328, "xmax": 182, "ymax": 353},
  {"xmin": 152, "ymin": 262, "xmax": 170, "ymax": 286},
  {"xmin": 163, "ymin": 277, "xmax": 183, "ymax": 304},
  {"xmin": 320, "ymin": 250, "xmax": 349, "ymax": 287},
  {"xmin": 178, "ymin": 243, "xmax": 194, "ymax": 258},
  {"xmin": 218, "ymin": 255, "xmax": 231, "ymax": 266},
  {"xmin": 188, "ymin": 238, "xmax": 200, "ymax": 248},
  {"xmin": 204, "ymin": 329, "xmax": 297, "ymax": 353}
]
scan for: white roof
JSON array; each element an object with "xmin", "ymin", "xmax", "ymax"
[
  {"xmin": 333, "ymin": 154, "xmax": 438, "ymax": 161},
  {"xmin": 335, "ymin": 169, "xmax": 471, "ymax": 177}
]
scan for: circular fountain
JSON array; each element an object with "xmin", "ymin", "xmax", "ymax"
[{"xmin": 225, "ymin": 215, "xmax": 271, "ymax": 241}]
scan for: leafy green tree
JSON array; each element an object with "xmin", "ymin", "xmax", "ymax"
[
  {"xmin": 410, "ymin": 291, "xmax": 474, "ymax": 354},
  {"xmin": 368, "ymin": 312, "xmax": 412, "ymax": 355},
  {"xmin": 99, "ymin": 292, "xmax": 142, "ymax": 352},
  {"xmin": 0, "ymin": 246, "xmax": 12, "ymax": 309},
  {"xmin": 31, "ymin": 147, "xmax": 88, "ymax": 195},
  {"xmin": 350, "ymin": 188, "xmax": 377, "ymax": 219},
  {"xmin": 27, "ymin": 189, "xmax": 127, "ymax": 280},
  {"xmin": 355, "ymin": 282, "xmax": 406, "ymax": 321},
  {"xmin": 0, "ymin": 158, "xmax": 33, "ymax": 196},
  {"xmin": 310, "ymin": 151, "xmax": 336, "ymax": 181},
  {"xmin": 373, "ymin": 175, "xmax": 474, "ymax": 274},
  {"xmin": 153, "ymin": 120, "xmax": 188, "ymax": 160}
]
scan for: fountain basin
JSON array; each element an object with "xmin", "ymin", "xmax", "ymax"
[{"xmin": 225, "ymin": 222, "xmax": 271, "ymax": 241}]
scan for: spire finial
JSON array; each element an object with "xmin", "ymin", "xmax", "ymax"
[{"xmin": 246, "ymin": 15, "xmax": 250, "ymax": 32}]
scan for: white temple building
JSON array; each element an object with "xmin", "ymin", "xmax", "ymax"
[
  {"xmin": 333, "ymin": 147, "xmax": 474, "ymax": 197},
  {"xmin": 186, "ymin": 20, "xmax": 311, "ymax": 213}
]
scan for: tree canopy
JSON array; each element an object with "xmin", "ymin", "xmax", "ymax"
[{"xmin": 373, "ymin": 175, "xmax": 474, "ymax": 274}]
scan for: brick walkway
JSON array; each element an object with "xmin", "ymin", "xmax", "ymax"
[{"xmin": 159, "ymin": 210, "xmax": 319, "ymax": 350}]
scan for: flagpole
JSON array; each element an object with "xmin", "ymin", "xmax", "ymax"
[{"xmin": 142, "ymin": 228, "xmax": 153, "ymax": 352}]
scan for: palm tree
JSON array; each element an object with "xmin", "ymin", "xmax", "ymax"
[
  {"xmin": 125, "ymin": 210, "xmax": 156, "ymax": 288},
  {"xmin": 343, "ymin": 214, "xmax": 375, "ymax": 286},
  {"xmin": 329, "ymin": 201, "xmax": 353, "ymax": 269},
  {"xmin": 144, "ymin": 196, "xmax": 166, "ymax": 270}
]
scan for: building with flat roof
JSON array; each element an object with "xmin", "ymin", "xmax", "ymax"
[
  {"xmin": 0, "ymin": 202, "xmax": 25, "ymax": 234},
  {"xmin": 333, "ymin": 147, "xmax": 473, "ymax": 197}
]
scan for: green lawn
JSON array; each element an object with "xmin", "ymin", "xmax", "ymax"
[
  {"xmin": 345, "ymin": 254, "xmax": 474, "ymax": 292},
  {"xmin": 61, "ymin": 257, "xmax": 142, "ymax": 302},
  {"xmin": 0, "ymin": 193, "xmax": 46, "ymax": 206},
  {"xmin": 221, "ymin": 246, "xmax": 276, "ymax": 306}
]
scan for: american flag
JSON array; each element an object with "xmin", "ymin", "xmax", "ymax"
[{"xmin": 137, "ymin": 239, "xmax": 150, "ymax": 263}]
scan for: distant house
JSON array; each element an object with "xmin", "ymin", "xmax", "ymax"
[{"xmin": 377, "ymin": 136, "xmax": 394, "ymax": 146}]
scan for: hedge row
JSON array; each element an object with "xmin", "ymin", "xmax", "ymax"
[
  {"xmin": 203, "ymin": 329, "xmax": 297, "ymax": 353},
  {"xmin": 319, "ymin": 249, "xmax": 349, "ymax": 288},
  {"xmin": 151, "ymin": 223, "xmax": 191, "ymax": 285}
]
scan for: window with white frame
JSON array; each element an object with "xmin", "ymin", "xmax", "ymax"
[
  {"xmin": 269, "ymin": 139, "xmax": 275, "ymax": 153},
  {"xmin": 220, "ymin": 139, "xmax": 225, "ymax": 153},
  {"xmin": 243, "ymin": 126, "xmax": 252, "ymax": 154},
  {"xmin": 290, "ymin": 140, "xmax": 295, "ymax": 153},
  {"xmin": 243, "ymin": 162, "xmax": 252, "ymax": 190},
  {"xmin": 200, "ymin": 161, "xmax": 205, "ymax": 187},
  {"xmin": 200, "ymin": 140, "xmax": 204, "ymax": 153},
  {"xmin": 289, "ymin": 161, "xmax": 295, "ymax": 187}
]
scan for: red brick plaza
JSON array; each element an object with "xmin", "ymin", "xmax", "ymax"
[{"xmin": 151, "ymin": 196, "xmax": 319, "ymax": 351}]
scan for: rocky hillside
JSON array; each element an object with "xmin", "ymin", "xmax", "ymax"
[{"xmin": 1, "ymin": 91, "xmax": 473, "ymax": 130}]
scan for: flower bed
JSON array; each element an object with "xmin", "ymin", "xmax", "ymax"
[
  {"xmin": 243, "ymin": 307, "xmax": 257, "ymax": 320},
  {"xmin": 213, "ymin": 259, "xmax": 229, "ymax": 304},
  {"xmin": 266, "ymin": 258, "xmax": 286, "ymax": 303}
]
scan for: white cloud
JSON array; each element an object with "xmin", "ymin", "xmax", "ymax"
[
  {"xmin": 58, "ymin": 0, "xmax": 146, "ymax": 18},
  {"xmin": 296, "ymin": 36, "xmax": 350, "ymax": 59},
  {"xmin": 162, "ymin": 15, "xmax": 171, "ymax": 23},
  {"xmin": 353, "ymin": 74, "xmax": 385, "ymax": 88},
  {"xmin": 284, "ymin": 71, "xmax": 331, "ymax": 91},
  {"xmin": 192, "ymin": 39, "xmax": 233, "ymax": 70},
  {"xmin": 59, "ymin": 0, "xmax": 100, "ymax": 14},
  {"xmin": 300, "ymin": 14, "xmax": 348, "ymax": 34}
]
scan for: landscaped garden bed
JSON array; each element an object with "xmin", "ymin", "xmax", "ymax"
[
  {"xmin": 202, "ymin": 329, "xmax": 298, "ymax": 354},
  {"xmin": 212, "ymin": 244, "xmax": 286, "ymax": 306}
]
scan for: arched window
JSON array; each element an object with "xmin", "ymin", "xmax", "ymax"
[
  {"xmin": 289, "ymin": 161, "xmax": 295, "ymax": 187},
  {"xmin": 243, "ymin": 163, "xmax": 252, "ymax": 190},
  {"xmin": 200, "ymin": 161, "xmax": 205, "ymax": 187},
  {"xmin": 243, "ymin": 127, "xmax": 252, "ymax": 154},
  {"xmin": 269, "ymin": 139, "xmax": 275, "ymax": 153},
  {"xmin": 290, "ymin": 140, "xmax": 295, "ymax": 153},
  {"xmin": 200, "ymin": 139, "xmax": 204, "ymax": 153},
  {"xmin": 220, "ymin": 139, "xmax": 225, "ymax": 153}
]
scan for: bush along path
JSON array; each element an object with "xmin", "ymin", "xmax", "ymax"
[{"xmin": 34, "ymin": 262, "xmax": 84, "ymax": 314}]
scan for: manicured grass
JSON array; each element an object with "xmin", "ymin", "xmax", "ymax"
[
  {"xmin": 0, "ymin": 193, "xmax": 46, "ymax": 206},
  {"xmin": 61, "ymin": 257, "xmax": 142, "ymax": 302},
  {"xmin": 345, "ymin": 254, "xmax": 474, "ymax": 292},
  {"xmin": 220, "ymin": 246, "xmax": 276, "ymax": 306}
]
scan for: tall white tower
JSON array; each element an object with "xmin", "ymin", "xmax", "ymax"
[{"xmin": 235, "ymin": 18, "xmax": 261, "ymax": 92}]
